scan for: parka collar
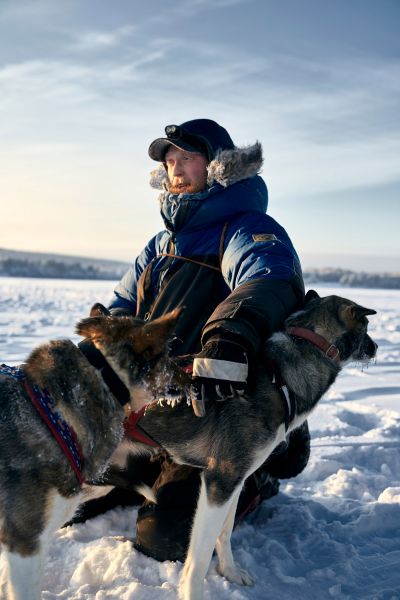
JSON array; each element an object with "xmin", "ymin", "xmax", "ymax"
[
  {"xmin": 159, "ymin": 175, "xmax": 268, "ymax": 233},
  {"xmin": 150, "ymin": 142, "xmax": 267, "ymax": 234},
  {"xmin": 150, "ymin": 141, "xmax": 263, "ymax": 190}
]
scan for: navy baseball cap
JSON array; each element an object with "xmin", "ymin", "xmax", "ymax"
[{"xmin": 148, "ymin": 119, "xmax": 235, "ymax": 163}]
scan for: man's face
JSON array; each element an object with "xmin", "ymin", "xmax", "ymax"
[{"xmin": 164, "ymin": 146, "xmax": 208, "ymax": 194}]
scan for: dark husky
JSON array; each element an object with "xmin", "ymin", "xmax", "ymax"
[
  {"xmin": 76, "ymin": 290, "xmax": 377, "ymax": 600},
  {"xmin": 0, "ymin": 310, "xmax": 180, "ymax": 600}
]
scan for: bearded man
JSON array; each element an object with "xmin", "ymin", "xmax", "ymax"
[{"xmin": 90, "ymin": 119, "xmax": 312, "ymax": 561}]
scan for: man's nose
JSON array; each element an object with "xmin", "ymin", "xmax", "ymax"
[{"xmin": 171, "ymin": 161, "xmax": 183, "ymax": 177}]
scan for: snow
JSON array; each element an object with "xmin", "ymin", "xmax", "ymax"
[{"xmin": 0, "ymin": 277, "xmax": 399, "ymax": 599}]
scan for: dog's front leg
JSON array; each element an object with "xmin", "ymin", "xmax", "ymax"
[
  {"xmin": 179, "ymin": 474, "xmax": 236, "ymax": 600},
  {"xmin": 3, "ymin": 549, "xmax": 43, "ymax": 600},
  {"xmin": 215, "ymin": 487, "xmax": 254, "ymax": 586}
]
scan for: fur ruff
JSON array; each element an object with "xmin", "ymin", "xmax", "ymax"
[{"xmin": 149, "ymin": 141, "xmax": 263, "ymax": 190}]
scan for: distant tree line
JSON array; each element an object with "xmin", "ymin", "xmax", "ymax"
[
  {"xmin": 0, "ymin": 257, "xmax": 399, "ymax": 288},
  {"xmin": 304, "ymin": 268, "xmax": 400, "ymax": 289},
  {"xmin": 0, "ymin": 257, "xmax": 125, "ymax": 280}
]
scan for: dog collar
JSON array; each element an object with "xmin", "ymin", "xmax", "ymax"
[
  {"xmin": 78, "ymin": 339, "xmax": 131, "ymax": 406},
  {"xmin": 0, "ymin": 364, "xmax": 84, "ymax": 485},
  {"xmin": 287, "ymin": 327, "xmax": 341, "ymax": 365},
  {"xmin": 78, "ymin": 339, "xmax": 164, "ymax": 407}
]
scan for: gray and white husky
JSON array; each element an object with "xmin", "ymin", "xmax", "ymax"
[
  {"xmin": 0, "ymin": 309, "xmax": 180, "ymax": 600},
  {"xmin": 77, "ymin": 290, "xmax": 377, "ymax": 600}
]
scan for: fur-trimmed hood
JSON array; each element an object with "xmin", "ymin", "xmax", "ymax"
[{"xmin": 150, "ymin": 141, "xmax": 263, "ymax": 190}]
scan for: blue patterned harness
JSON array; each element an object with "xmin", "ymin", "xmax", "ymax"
[{"xmin": 0, "ymin": 364, "xmax": 84, "ymax": 485}]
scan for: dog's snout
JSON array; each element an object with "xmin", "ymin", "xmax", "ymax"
[{"xmin": 365, "ymin": 335, "xmax": 378, "ymax": 359}]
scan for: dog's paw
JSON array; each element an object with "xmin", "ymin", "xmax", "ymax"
[{"xmin": 217, "ymin": 563, "xmax": 254, "ymax": 586}]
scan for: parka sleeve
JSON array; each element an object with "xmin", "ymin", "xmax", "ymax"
[
  {"xmin": 108, "ymin": 235, "xmax": 159, "ymax": 315},
  {"xmin": 201, "ymin": 213, "xmax": 305, "ymax": 354}
]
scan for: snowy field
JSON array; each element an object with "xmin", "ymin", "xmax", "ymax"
[{"xmin": 0, "ymin": 276, "xmax": 399, "ymax": 600}]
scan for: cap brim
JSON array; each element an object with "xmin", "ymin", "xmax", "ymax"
[{"xmin": 148, "ymin": 138, "xmax": 203, "ymax": 162}]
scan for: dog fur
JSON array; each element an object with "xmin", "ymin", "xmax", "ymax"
[
  {"xmin": 77, "ymin": 291, "xmax": 377, "ymax": 600},
  {"xmin": 0, "ymin": 310, "xmax": 180, "ymax": 600}
]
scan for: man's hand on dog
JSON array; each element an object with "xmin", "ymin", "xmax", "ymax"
[{"xmin": 190, "ymin": 337, "xmax": 248, "ymax": 417}]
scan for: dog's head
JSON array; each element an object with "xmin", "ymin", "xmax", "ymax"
[
  {"xmin": 76, "ymin": 305, "xmax": 188, "ymax": 408},
  {"xmin": 285, "ymin": 290, "xmax": 378, "ymax": 364}
]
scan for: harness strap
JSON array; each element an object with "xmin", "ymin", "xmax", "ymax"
[
  {"xmin": 78, "ymin": 344, "xmax": 163, "ymax": 447},
  {"xmin": 1, "ymin": 364, "xmax": 84, "ymax": 485},
  {"xmin": 264, "ymin": 358, "xmax": 296, "ymax": 431},
  {"xmin": 23, "ymin": 379, "xmax": 85, "ymax": 485},
  {"xmin": 156, "ymin": 219, "xmax": 230, "ymax": 275},
  {"xmin": 78, "ymin": 339, "xmax": 130, "ymax": 406},
  {"xmin": 219, "ymin": 221, "xmax": 229, "ymax": 266},
  {"xmin": 156, "ymin": 253, "xmax": 221, "ymax": 272},
  {"xmin": 123, "ymin": 404, "xmax": 161, "ymax": 448}
]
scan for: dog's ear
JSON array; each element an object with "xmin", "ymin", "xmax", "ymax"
[
  {"xmin": 76, "ymin": 308, "xmax": 183, "ymax": 357},
  {"xmin": 355, "ymin": 305, "xmax": 377, "ymax": 318},
  {"xmin": 304, "ymin": 289, "xmax": 320, "ymax": 305},
  {"xmin": 89, "ymin": 303, "xmax": 111, "ymax": 317},
  {"xmin": 76, "ymin": 316, "xmax": 107, "ymax": 340},
  {"xmin": 138, "ymin": 308, "xmax": 183, "ymax": 359},
  {"xmin": 343, "ymin": 304, "xmax": 377, "ymax": 323}
]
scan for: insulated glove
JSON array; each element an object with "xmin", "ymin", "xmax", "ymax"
[{"xmin": 190, "ymin": 338, "xmax": 248, "ymax": 417}]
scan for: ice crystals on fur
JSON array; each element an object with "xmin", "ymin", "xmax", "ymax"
[{"xmin": 150, "ymin": 141, "xmax": 263, "ymax": 190}]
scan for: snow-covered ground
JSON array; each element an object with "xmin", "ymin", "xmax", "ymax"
[{"xmin": 0, "ymin": 277, "xmax": 399, "ymax": 600}]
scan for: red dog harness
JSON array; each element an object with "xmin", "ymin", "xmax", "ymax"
[
  {"xmin": 122, "ymin": 354, "xmax": 194, "ymax": 448},
  {"xmin": 106, "ymin": 328, "xmax": 342, "ymax": 448},
  {"xmin": 123, "ymin": 403, "xmax": 161, "ymax": 448}
]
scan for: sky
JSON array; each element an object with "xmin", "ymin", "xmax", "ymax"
[{"xmin": 0, "ymin": 0, "xmax": 399, "ymax": 272}]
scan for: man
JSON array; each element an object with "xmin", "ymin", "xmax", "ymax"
[{"xmin": 108, "ymin": 119, "xmax": 311, "ymax": 561}]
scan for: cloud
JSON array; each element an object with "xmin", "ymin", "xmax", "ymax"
[
  {"xmin": 0, "ymin": 26, "xmax": 399, "ymax": 205},
  {"xmin": 71, "ymin": 25, "xmax": 136, "ymax": 52},
  {"xmin": 149, "ymin": 0, "xmax": 252, "ymax": 22},
  {"xmin": 267, "ymin": 55, "xmax": 400, "ymax": 141},
  {"xmin": 0, "ymin": 60, "xmax": 97, "ymax": 110},
  {"xmin": 0, "ymin": 37, "xmax": 176, "ymax": 110}
]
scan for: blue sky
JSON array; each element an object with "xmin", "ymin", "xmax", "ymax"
[{"xmin": 0, "ymin": 0, "xmax": 399, "ymax": 271}]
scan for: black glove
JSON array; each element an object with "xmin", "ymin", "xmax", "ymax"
[
  {"xmin": 264, "ymin": 421, "xmax": 311, "ymax": 479},
  {"xmin": 190, "ymin": 338, "xmax": 248, "ymax": 417}
]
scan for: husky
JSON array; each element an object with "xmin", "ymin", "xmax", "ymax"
[
  {"xmin": 0, "ymin": 309, "xmax": 181, "ymax": 600},
  {"xmin": 76, "ymin": 290, "xmax": 378, "ymax": 600}
]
